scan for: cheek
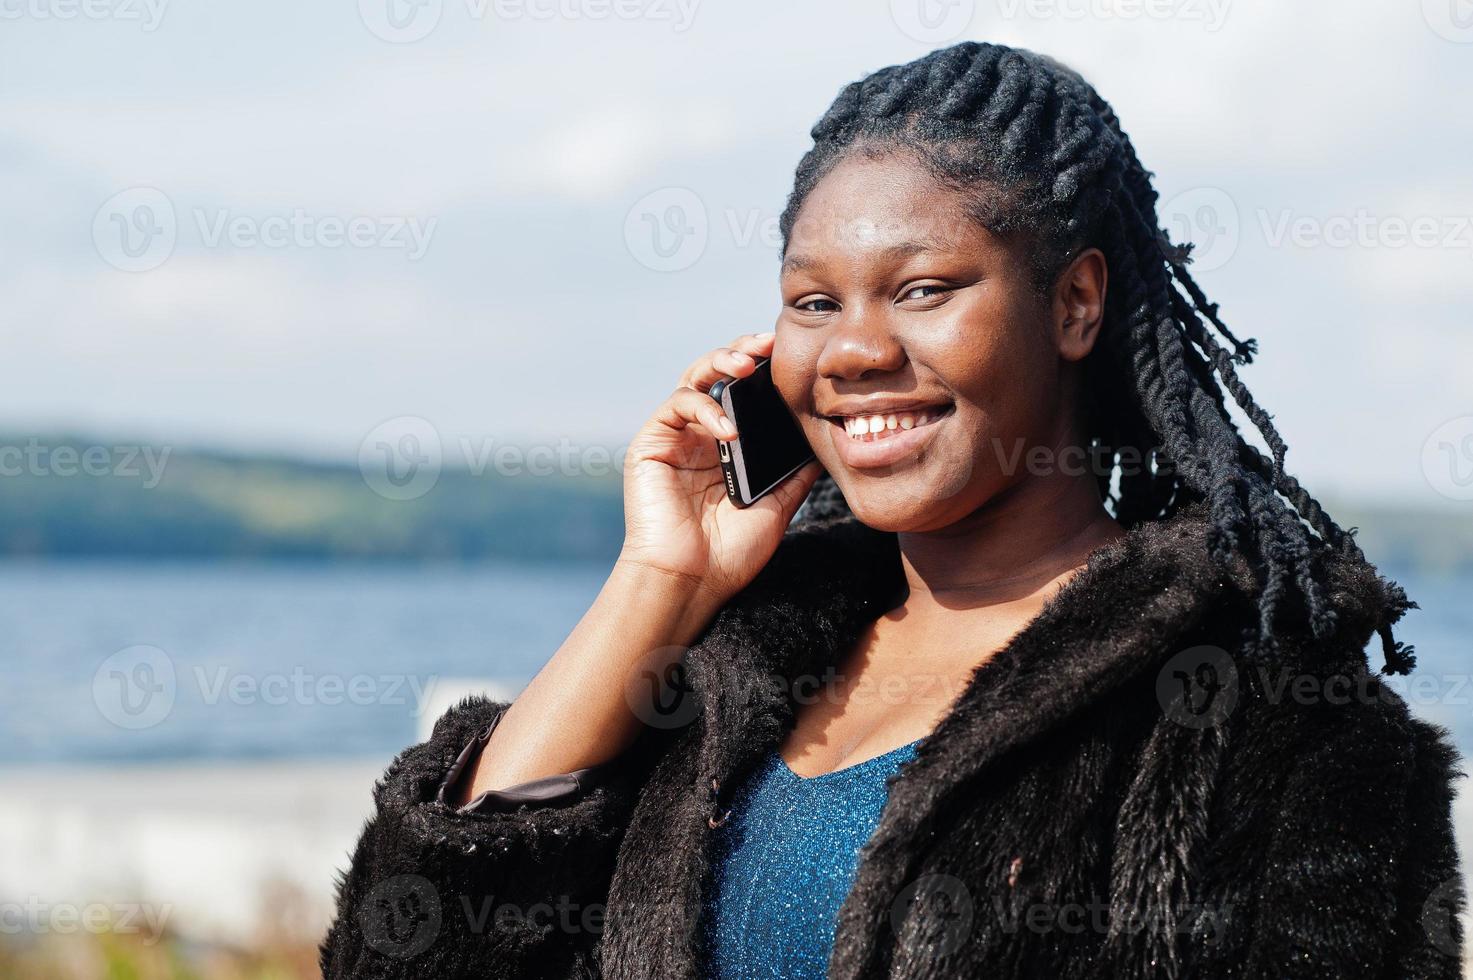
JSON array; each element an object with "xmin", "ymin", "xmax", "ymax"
[
  {"xmin": 770, "ymin": 332, "xmax": 818, "ymax": 412},
  {"xmin": 908, "ymin": 301, "xmax": 1028, "ymax": 405},
  {"xmin": 910, "ymin": 297, "xmax": 1059, "ymax": 446}
]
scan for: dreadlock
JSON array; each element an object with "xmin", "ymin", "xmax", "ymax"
[{"xmin": 781, "ymin": 42, "xmax": 1416, "ymax": 673}]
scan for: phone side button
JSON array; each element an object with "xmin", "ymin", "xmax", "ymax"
[{"xmin": 718, "ymin": 441, "xmax": 730, "ymax": 462}]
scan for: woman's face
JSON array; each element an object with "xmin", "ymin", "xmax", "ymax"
[{"xmin": 772, "ymin": 150, "xmax": 1104, "ymax": 533}]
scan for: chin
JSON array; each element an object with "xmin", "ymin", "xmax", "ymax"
[{"xmin": 829, "ymin": 473, "xmax": 981, "ymax": 533}]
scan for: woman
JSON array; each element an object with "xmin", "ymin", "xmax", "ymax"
[{"xmin": 322, "ymin": 42, "xmax": 1464, "ymax": 978}]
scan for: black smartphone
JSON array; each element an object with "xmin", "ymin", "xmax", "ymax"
[{"xmin": 707, "ymin": 358, "xmax": 815, "ymax": 507}]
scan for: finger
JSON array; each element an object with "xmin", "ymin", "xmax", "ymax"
[
  {"xmin": 678, "ymin": 332, "xmax": 777, "ymax": 391},
  {"xmin": 679, "ymin": 348, "xmax": 745, "ymax": 391},
  {"xmin": 655, "ymin": 386, "xmax": 738, "ymax": 440},
  {"xmin": 728, "ymin": 331, "xmax": 776, "ymax": 359}
]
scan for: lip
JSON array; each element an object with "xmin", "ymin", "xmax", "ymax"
[
  {"xmin": 820, "ymin": 396, "xmax": 953, "ymax": 418},
  {"xmin": 824, "ymin": 404, "xmax": 952, "ymax": 470}
]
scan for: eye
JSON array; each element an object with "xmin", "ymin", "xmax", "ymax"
[
  {"xmin": 898, "ymin": 282, "xmax": 950, "ymax": 304},
  {"xmin": 794, "ymin": 296, "xmax": 840, "ymax": 314}
]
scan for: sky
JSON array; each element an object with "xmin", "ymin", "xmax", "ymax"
[{"xmin": 1, "ymin": 0, "xmax": 1469, "ymax": 506}]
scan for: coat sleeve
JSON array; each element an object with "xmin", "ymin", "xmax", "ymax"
[
  {"xmin": 319, "ymin": 695, "xmax": 647, "ymax": 979},
  {"xmin": 1208, "ymin": 678, "xmax": 1466, "ymax": 979}
]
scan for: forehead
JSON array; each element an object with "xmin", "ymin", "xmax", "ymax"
[{"xmin": 781, "ymin": 152, "xmax": 997, "ymax": 272}]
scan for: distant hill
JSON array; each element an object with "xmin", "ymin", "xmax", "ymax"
[
  {"xmin": 0, "ymin": 437, "xmax": 624, "ymax": 562},
  {"xmin": 0, "ymin": 436, "xmax": 1468, "ymax": 570},
  {"xmin": 1316, "ymin": 501, "xmax": 1473, "ymax": 576}
]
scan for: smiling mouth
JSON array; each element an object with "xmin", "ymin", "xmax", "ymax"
[{"xmin": 828, "ymin": 404, "xmax": 955, "ymax": 441}]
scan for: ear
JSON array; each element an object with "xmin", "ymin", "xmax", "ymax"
[{"xmin": 1051, "ymin": 247, "xmax": 1107, "ymax": 363}]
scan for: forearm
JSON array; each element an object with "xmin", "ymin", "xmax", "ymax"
[
  {"xmin": 321, "ymin": 697, "xmax": 632, "ymax": 978},
  {"xmin": 459, "ymin": 558, "xmax": 721, "ymax": 800}
]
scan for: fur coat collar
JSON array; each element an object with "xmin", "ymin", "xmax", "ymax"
[{"xmin": 596, "ymin": 504, "xmax": 1461, "ymax": 978}]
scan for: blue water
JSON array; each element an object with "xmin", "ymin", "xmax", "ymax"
[
  {"xmin": 0, "ymin": 561, "xmax": 607, "ymax": 765},
  {"xmin": 0, "ymin": 561, "xmax": 1467, "ymax": 766}
]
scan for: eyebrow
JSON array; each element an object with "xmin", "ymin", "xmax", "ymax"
[{"xmin": 780, "ymin": 238, "xmax": 954, "ymax": 275}]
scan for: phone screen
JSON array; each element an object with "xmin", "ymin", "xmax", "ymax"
[{"xmin": 722, "ymin": 358, "xmax": 814, "ymax": 501}]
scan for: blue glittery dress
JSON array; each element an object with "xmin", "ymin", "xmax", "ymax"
[{"xmin": 702, "ymin": 739, "xmax": 922, "ymax": 979}]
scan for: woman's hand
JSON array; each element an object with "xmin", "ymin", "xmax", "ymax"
[
  {"xmin": 619, "ymin": 331, "xmax": 821, "ymax": 608},
  {"xmin": 459, "ymin": 332, "xmax": 819, "ymax": 797}
]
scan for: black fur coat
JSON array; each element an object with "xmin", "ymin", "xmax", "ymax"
[{"xmin": 321, "ymin": 505, "xmax": 1466, "ymax": 978}]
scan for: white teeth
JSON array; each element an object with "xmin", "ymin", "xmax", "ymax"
[{"xmin": 840, "ymin": 408, "xmax": 947, "ymax": 439}]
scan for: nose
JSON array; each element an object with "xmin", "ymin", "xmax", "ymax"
[{"xmin": 815, "ymin": 305, "xmax": 907, "ymax": 381}]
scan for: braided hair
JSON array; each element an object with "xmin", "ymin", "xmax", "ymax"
[{"xmin": 782, "ymin": 42, "xmax": 1415, "ymax": 673}]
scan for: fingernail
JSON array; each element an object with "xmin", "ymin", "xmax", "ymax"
[
  {"xmin": 719, "ymin": 417, "xmax": 738, "ymax": 438},
  {"xmin": 756, "ymin": 331, "xmax": 775, "ymax": 340}
]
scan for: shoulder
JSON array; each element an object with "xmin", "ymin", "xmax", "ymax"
[{"xmin": 1219, "ymin": 649, "xmax": 1463, "ymax": 842}]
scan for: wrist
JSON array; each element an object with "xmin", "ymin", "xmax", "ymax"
[{"xmin": 608, "ymin": 555, "xmax": 726, "ymax": 641}]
